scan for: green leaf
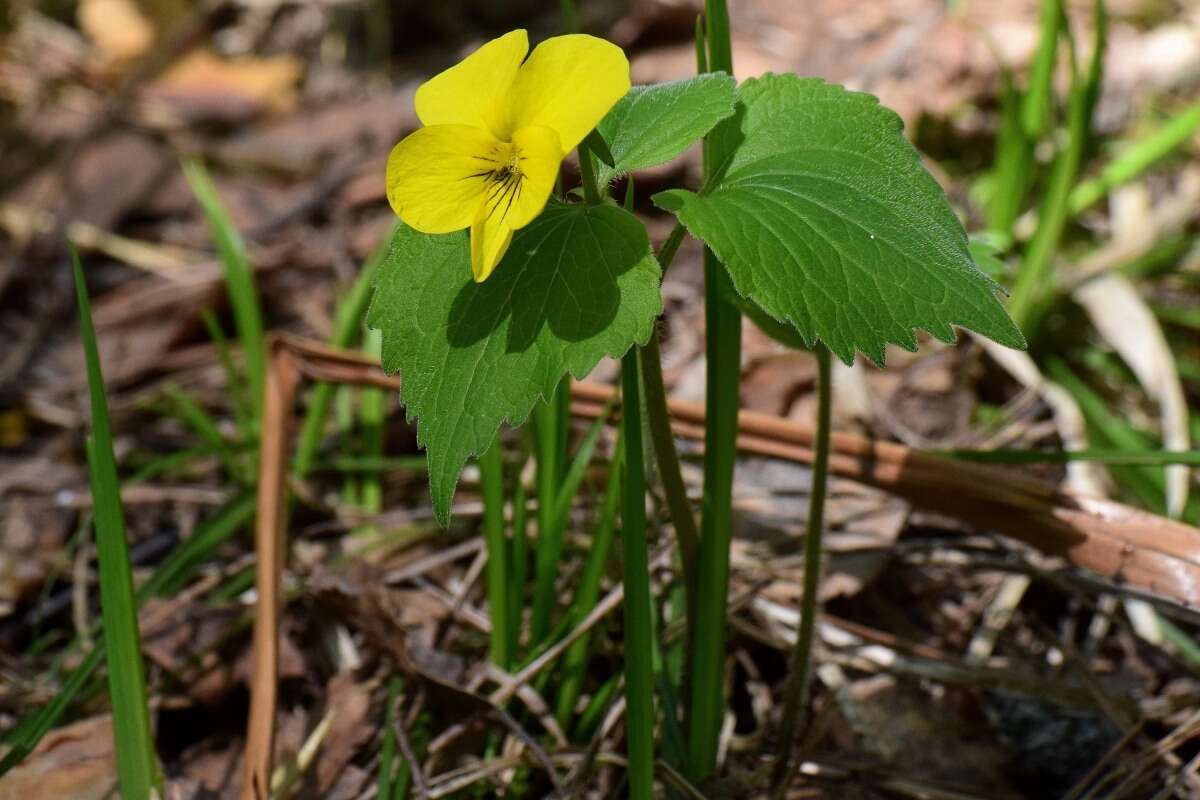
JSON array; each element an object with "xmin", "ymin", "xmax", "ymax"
[
  {"xmin": 368, "ymin": 202, "xmax": 662, "ymax": 524},
  {"xmin": 595, "ymin": 73, "xmax": 738, "ymax": 187},
  {"xmin": 654, "ymin": 74, "xmax": 1026, "ymax": 365}
]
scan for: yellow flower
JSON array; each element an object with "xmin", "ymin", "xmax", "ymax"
[{"xmin": 386, "ymin": 30, "xmax": 630, "ymax": 282}]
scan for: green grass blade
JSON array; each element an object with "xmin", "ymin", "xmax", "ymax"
[
  {"xmin": 163, "ymin": 384, "xmax": 241, "ymax": 481},
  {"xmin": 985, "ymin": 67, "xmax": 1034, "ymax": 245},
  {"xmin": 0, "ymin": 494, "xmax": 253, "ymax": 777},
  {"xmin": 200, "ymin": 308, "xmax": 254, "ymax": 439},
  {"xmin": 620, "ymin": 348, "xmax": 656, "ymax": 800},
  {"xmin": 551, "ymin": 397, "xmax": 614, "ymax": 539},
  {"xmin": 1021, "ymin": 0, "xmax": 1063, "ymax": 138},
  {"xmin": 293, "ymin": 223, "xmax": 398, "ymax": 476},
  {"xmin": 182, "ymin": 159, "xmax": 267, "ymax": 425},
  {"xmin": 72, "ymin": 247, "xmax": 162, "ymax": 799},
  {"xmin": 556, "ymin": 432, "xmax": 624, "ymax": 726},
  {"xmin": 1008, "ymin": 3, "xmax": 1105, "ymax": 329},
  {"xmin": 377, "ymin": 675, "xmax": 404, "ymax": 800},
  {"xmin": 479, "ymin": 439, "xmax": 511, "ymax": 669},
  {"xmin": 360, "ymin": 327, "xmax": 386, "ymax": 516},
  {"xmin": 1069, "ymin": 100, "xmax": 1200, "ymax": 215},
  {"xmin": 509, "ymin": 477, "xmax": 529, "ymax": 661},
  {"xmin": 932, "ymin": 447, "xmax": 1200, "ymax": 466}
]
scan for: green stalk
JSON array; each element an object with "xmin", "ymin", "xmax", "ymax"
[
  {"xmin": 530, "ymin": 393, "xmax": 564, "ymax": 645},
  {"xmin": 479, "ymin": 440, "xmax": 511, "ymax": 668},
  {"xmin": 687, "ymin": 0, "xmax": 743, "ymax": 781},
  {"xmin": 620, "ymin": 348, "xmax": 656, "ymax": 800},
  {"xmin": 638, "ymin": 226, "xmax": 698, "ymax": 593},
  {"xmin": 72, "ymin": 247, "xmax": 163, "ymax": 799},
  {"xmin": 359, "ymin": 328, "xmax": 386, "ymax": 516},
  {"xmin": 769, "ymin": 345, "xmax": 832, "ymax": 798}
]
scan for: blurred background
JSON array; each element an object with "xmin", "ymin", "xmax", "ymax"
[{"xmin": 3, "ymin": 0, "xmax": 1200, "ymax": 797}]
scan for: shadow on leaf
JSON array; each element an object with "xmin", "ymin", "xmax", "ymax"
[{"xmin": 446, "ymin": 203, "xmax": 648, "ymax": 352}]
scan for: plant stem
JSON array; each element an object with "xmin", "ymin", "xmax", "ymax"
[
  {"xmin": 687, "ymin": 0, "xmax": 742, "ymax": 781},
  {"xmin": 639, "ymin": 329, "xmax": 697, "ymax": 589},
  {"xmin": 769, "ymin": 344, "xmax": 832, "ymax": 798},
  {"xmin": 620, "ymin": 348, "xmax": 656, "ymax": 800},
  {"xmin": 577, "ymin": 142, "xmax": 602, "ymax": 206},
  {"xmin": 479, "ymin": 440, "xmax": 510, "ymax": 669},
  {"xmin": 530, "ymin": 393, "xmax": 563, "ymax": 644}
]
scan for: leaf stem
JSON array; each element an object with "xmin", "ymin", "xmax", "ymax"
[
  {"xmin": 620, "ymin": 348, "xmax": 656, "ymax": 800},
  {"xmin": 577, "ymin": 141, "xmax": 603, "ymax": 205},
  {"xmin": 687, "ymin": 0, "xmax": 742, "ymax": 781},
  {"xmin": 769, "ymin": 344, "xmax": 832, "ymax": 798},
  {"xmin": 530, "ymin": 380, "xmax": 568, "ymax": 645}
]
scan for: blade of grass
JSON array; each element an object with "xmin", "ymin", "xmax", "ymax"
[
  {"xmin": 0, "ymin": 494, "xmax": 254, "ymax": 776},
  {"xmin": 359, "ymin": 327, "xmax": 386, "ymax": 519},
  {"xmin": 556, "ymin": 432, "xmax": 624, "ymax": 727},
  {"xmin": 72, "ymin": 246, "xmax": 162, "ymax": 799},
  {"xmin": 986, "ymin": 66, "xmax": 1035, "ymax": 246},
  {"xmin": 688, "ymin": 0, "xmax": 742, "ymax": 781},
  {"xmin": 293, "ymin": 224, "xmax": 397, "ymax": 476},
  {"xmin": 377, "ymin": 675, "xmax": 404, "ymax": 800},
  {"xmin": 550, "ymin": 396, "xmax": 615, "ymax": 545},
  {"xmin": 1009, "ymin": 0, "xmax": 1106, "ymax": 329},
  {"xmin": 621, "ymin": 347, "xmax": 656, "ymax": 800},
  {"xmin": 509, "ymin": 476, "xmax": 529, "ymax": 661},
  {"xmin": 163, "ymin": 384, "xmax": 241, "ymax": 481},
  {"xmin": 182, "ymin": 159, "xmax": 266, "ymax": 426},
  {"xmin": 932, "ymin": 447, "xmax": 1200, "ymax": 466},
  {"xmin": 201, "ymin": 308, "xmax": 254, "ymax": 440},
  {"xmin": 1021, "ymin": 0, "xmax": 1064, "ymax": 138},
  {"xmin": 479, "ymin": 439, "xmax": 511, "ymax": 669},
  {"xmin": 1069, "ymin": 100, "xmax": 1200, "ymax": 215}
]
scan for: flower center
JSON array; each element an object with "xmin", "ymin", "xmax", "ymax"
[{"xmin": 470, "ymin": 142, "xmax": 525, "ymax": 224}]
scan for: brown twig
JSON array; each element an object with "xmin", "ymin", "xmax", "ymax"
[{"xmin": 241, "ymin": 340, "xmax": 298, "ymax": 800}]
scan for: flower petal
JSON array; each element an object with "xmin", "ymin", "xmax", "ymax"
[
  {"xmin": 487, "ymin": 125, "xmax": 561, "ymax": 230},
  {"xmin": 415, "ymin": 30, "xmax": 528, "ymax": 138},
  {"xmin": 470, "ymin": 204, "xmax": 514, "ymax": 282},
  {"xmin": 386, "ymin": 124, "xmax": 499, "ymax": 234},
  {"xmin": 506, "ymin": 34, "xmax": 630, "ymax": 152}
]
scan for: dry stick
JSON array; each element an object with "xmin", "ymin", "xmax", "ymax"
[
  {"xmin": 271, "ymin": 333, "xmax": 1200, "ymax": 610},
  {"xmin": 242, "ymin": 342, "xmax": 298, "ymax": 800},
  {"xmin": 569, "ymin": 387, "xmax": 1200, "ymax": 611}
]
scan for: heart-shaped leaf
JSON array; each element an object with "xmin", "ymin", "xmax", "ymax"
[
  {"xmin": 368, "ymin": 202, "xmax": 662, "ymax": 523},
  {"xmin": 654, "ymin": 74, "xmax": 1026, "ymax": 364}
]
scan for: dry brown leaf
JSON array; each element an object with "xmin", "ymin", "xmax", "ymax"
[
  {"xmin": 145, "ymin": 49, "xmax": 303, "ymax": 123},
  {"xmin": 0, "ymin": 715, "xmax": 117, "ymax": 800}
]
